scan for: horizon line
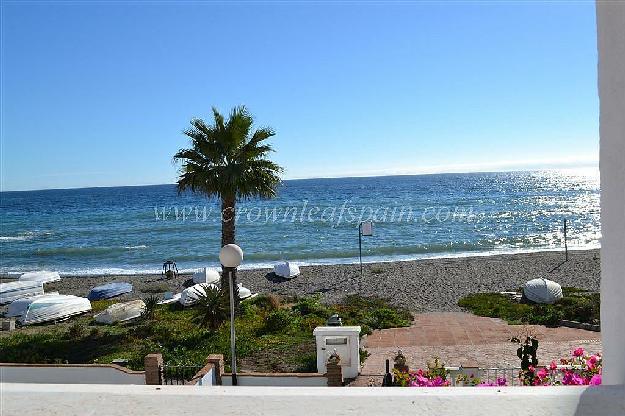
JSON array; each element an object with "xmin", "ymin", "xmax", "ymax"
[{"xmin": 0, "ymin": 164, "xmax": 599, "ymax": 193}]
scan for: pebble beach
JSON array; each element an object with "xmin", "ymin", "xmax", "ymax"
[{"xmin": 2, "ymin": 249, "xmax": 600, "ymax": 314}]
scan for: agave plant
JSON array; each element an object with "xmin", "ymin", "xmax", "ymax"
[
  {"xmin": 192, "ymin": 284, "xmax": 229, "ymax": 330},
  {"xmin": 142, "ymin": 295, "xmax": 160, "ymax": 321}
]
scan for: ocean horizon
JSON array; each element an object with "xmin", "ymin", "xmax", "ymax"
[{"xmin": 0, "ymin": 169, "xmax": 600, "ymax": 276}]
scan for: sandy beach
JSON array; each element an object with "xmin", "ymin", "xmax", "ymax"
[{"xmin": 2, "ymin": 249, "xmax": 600, "ymax": 313}]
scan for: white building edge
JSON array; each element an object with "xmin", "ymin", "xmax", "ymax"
[{"xmin": 1, "ymin": 2, "xmax": 624, "ymax": 414}]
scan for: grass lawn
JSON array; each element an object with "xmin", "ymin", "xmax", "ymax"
[
  {"xmin": 0, "ymin": 294, "xmax": 411, "ymax": 372},
  {"xmin": 458, "ymin": 287, "xmax": 599, "ymax": 326}
]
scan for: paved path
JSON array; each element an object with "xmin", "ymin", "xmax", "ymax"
[{"xmin": 351, "ymin": 312, "xmax": 601, "ymax": 386}]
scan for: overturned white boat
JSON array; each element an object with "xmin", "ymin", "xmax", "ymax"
[
  {"xmin": 523, "ymin": 278, "xmax": 563, "ymax": 304},
  {"xmin": 180, "ymin": 283, "xmax": 217, "ymax": 307},
  {"xmin": 238, "ymin": 283, "xmax": 253, "ymax": 300},
  {"xmin": 10, "ymin": 294, "xmax": 91, "ymax": 325},
  {"xmin": 6, "ymin": 293, "xmax": 59, "ymax": 318},
  {"xmin": 94, "ymin": 300, "xmax": 146, "ymax": 324},
  {"xmin": 273, "ymin": 261, "xmax": 300, "ymax": 279},
  {"xmin": 0, "ymin": 281, "xmax": 44, "ymax": 305},
  {"xmin": 158, "ymin": 291, "xmax": 182, "ymax": 305},
  {"xmin": 192, "ymin": 267, "xmax": 221, "ymax": 285},
  {"xmin": 19, "ymin": 270, "xmax": 61, "ymax": 284}
]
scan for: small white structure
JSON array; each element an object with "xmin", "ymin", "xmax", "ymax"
[
  {"xmin": 313, "ymin": 326, "xmax": 361, "ymax": 379},
  {"xmin": 95, "ymin": 300, "xmax": 146, "ymax": 324},
  {"xmin": 19, "ymin": 271, "xmax": 61, "ymax": 284},
  {"xmin": 192, "ymin": 268, "xmax": 220, "ymax": 285},
  {"xmin": 523, "ymin": 278, "xmax": 563, "ymax": 304},
  {"xmin": 273, "ymin": 262, "xmax": 300, "ymax": 279},
  {"xmin": 0, "ymin": 281, "xmax": 44, "ymax": 305}
]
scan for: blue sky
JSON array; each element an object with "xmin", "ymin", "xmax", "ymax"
[{"xmin": 1, "ymin": 1, "xmax": 598, "ymax": 191}]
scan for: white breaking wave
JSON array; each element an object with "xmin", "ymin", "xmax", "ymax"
[{"xmin": 0, "ymin": 236, "xmax": 29, "ymax": 241}]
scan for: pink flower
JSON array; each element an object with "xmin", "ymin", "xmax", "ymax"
[
  {"xmin": 549, "ymin": 361, "xmax": 558, "ymax": 371},
  {"xmin": 537, "ymin": 367, "xmax": 549, "ymax": 379},
  {"xmin": 589, "ymin": 374, "xmax": 602, "ymax": 385},
  {"xmin": 573, "ymin": 348, "xmax": 585, "ymax": 357},
  {"xmin": 528, "ymin": 365, "xmax": 535, "ymax": 373}
]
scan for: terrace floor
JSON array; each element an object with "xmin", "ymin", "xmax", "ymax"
[{"xmin": 351, "ymin": 312, "xmax": 601, "ymax": 386}]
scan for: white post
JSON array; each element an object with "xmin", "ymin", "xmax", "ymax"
[
  {"xmin": 597, "ymin": 0, "xmax": 625, "ymax": 385},
  {"xmin": 229, "ymin": 270, "xmax": 237, "ymax": 386}
]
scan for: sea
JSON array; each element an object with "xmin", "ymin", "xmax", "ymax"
[{"xmin": 0, "ymin": 169, "xmax": 600, "ymax": 276}]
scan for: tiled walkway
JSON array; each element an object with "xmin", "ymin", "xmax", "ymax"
[
  {"xmin": 365, "ymin": 312, "xmax": 599, "ymax": 348},
  {"xmin": 351, "ymin": 312, "xmax": 601, "ymax": 386}
]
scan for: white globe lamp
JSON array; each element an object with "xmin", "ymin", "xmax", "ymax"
[{"xmin": 219, "ymin": 244, "xmax": 243, "ymax": 268}]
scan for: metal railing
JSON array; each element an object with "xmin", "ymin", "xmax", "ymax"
[{"xmin": 160, "ymin": 364, "xmax": 204, "ymax": 385}]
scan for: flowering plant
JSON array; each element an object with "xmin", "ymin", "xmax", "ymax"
[
  {"xmin": 392, "ymin": 368, "xmax": 450, "ymax": 387},
  {"xmin": 521, "ymin": 348, "xmax": 602, "ymax": 386}
]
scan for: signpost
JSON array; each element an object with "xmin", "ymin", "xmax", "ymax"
[
  {"xmin": 359, "ymin": 221, "xmax": 373, "ymax": 280},
  {"xmin": 564, "ymin": 219, "xmax": 568, "ymax": 262}
]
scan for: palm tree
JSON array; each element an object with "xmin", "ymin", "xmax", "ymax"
[{"xmin": 174, "ymin": 106, "xmax": 283, "ymax": 300}]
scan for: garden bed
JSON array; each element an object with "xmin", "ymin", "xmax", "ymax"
[
  {"xmin": 457, "ymin": 287, "xmax": 599, "ymax": 327},
  {"xmin": 0, "ymin": 294, "xmax": 411, "ymax": 372}
]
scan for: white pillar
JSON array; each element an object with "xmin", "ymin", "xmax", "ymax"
[{"xmin": 597, "ymin": 0, "xmax": 625, "ymax": 385}]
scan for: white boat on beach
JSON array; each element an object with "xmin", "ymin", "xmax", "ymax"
[
  {"xmin": 238, "ymin": 283, "xmax": 253, "ymax": 299},
  {"xmin": 179, "ymin": 283, "xmax": 253, "ymax": 306},
  {"xmin": 94, "ymin": 300, "xmax": 146, "ymax": 324},
  {"xmin": 9, "ymin": 294, "xmax": 92, "ymax": 325},
  {"xmin": 192, "ymin": 267, "xmax": 221, "ymax": 285},
  {"xmin": 158, "ymin": 292, "xmax": 182, "ymax": 305},
  {"xmin": 180, "ymin": 283, "xmax": 217, "ymax": 306},
  {"xmin": 0, "ymin": 281, "xmax": 44, "ymax": 305},
  {"xmin": 6, "ymin": 293, "xmax": 59, "ymax": 318},
  {"xmin": 273, "ymin": 261, "xmax": 300, "ymax": 279},
  {"xmin": 19, "ymin": 270, "xmax": 61, "ymax": 284}
]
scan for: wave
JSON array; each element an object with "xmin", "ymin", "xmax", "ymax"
[
  {"xmin": 1, "ymin": 242, "xmax": 599, "ymax": 277},
  {"xmin": 0, "ymin": 230, "xmax": 54, "ymax": 242},
  {"xmin": 35, "ymin": 244, "xmax": 150, "ymax": 256},
  {"xmin": 0, "ymin": 236, "xmax": 29, "ymax": 241}
]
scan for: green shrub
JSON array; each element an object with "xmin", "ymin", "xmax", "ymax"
[
  {"xmin": 65, "ymin": 322, "xmax": 85, "ymax": 339},
  {"xmin": 299, "ymin": 315, "xmax": 326, "ymax": 333},
  {"xmin": 295, "ymin": 353, "xmax": 318, "ymax": 372},
  {"xmin": 336, "ymin": 295, "xmax": 413, "ymax": 330},
  {"xmin": 251, "ymin": 294, "xmax": 282, "ymax": 312},
  {"xmin": 458, "ymin": 289, "xmax": 600, "ymax": 326},
  {"xmin": 262, "ymin": 309, "xmax": 295, "ymax": 334},
  {"xmin": 141, "ymin": 283, "xmax": 170, "ymax": 294},
  {"xmin": 292, "ymin": 295, "xmax": 329, "ymax": 318}
]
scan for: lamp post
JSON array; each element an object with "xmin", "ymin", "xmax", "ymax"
[{"xmin": 219, "ymin": 244, "xmax": 243, "ymax": 386}]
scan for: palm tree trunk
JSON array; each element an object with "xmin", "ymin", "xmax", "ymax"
[
  {"xmin": 221, "ymin": 195, "xmax": 236, "ymax": 247},
  {"xmin": 221, "ymin": 195, "xmax": 239, "ymax": 309}
]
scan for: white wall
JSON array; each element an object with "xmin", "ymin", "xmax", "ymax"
[
  {"xmin": 2, "ymin": 383, "xmax": 625, "ymax": 416},
  {"xmin": 195, "ymin": 368, "xmax": 215, "ymax": 386},
  {"xmin": 221, "ymin": 374, "xmax": 327, "ymax": 387},
  {"xmin": 597, "ymin": 0, "xmax": 625, "ymax": 386},
  {"xmin": 0, "ymin": 365, "xmax": 145, "ymax": 385}
]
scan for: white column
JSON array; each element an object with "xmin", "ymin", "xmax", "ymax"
[{"xmin": 597, "ymin": 0, "xmax": 625, "ymax": 385}]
